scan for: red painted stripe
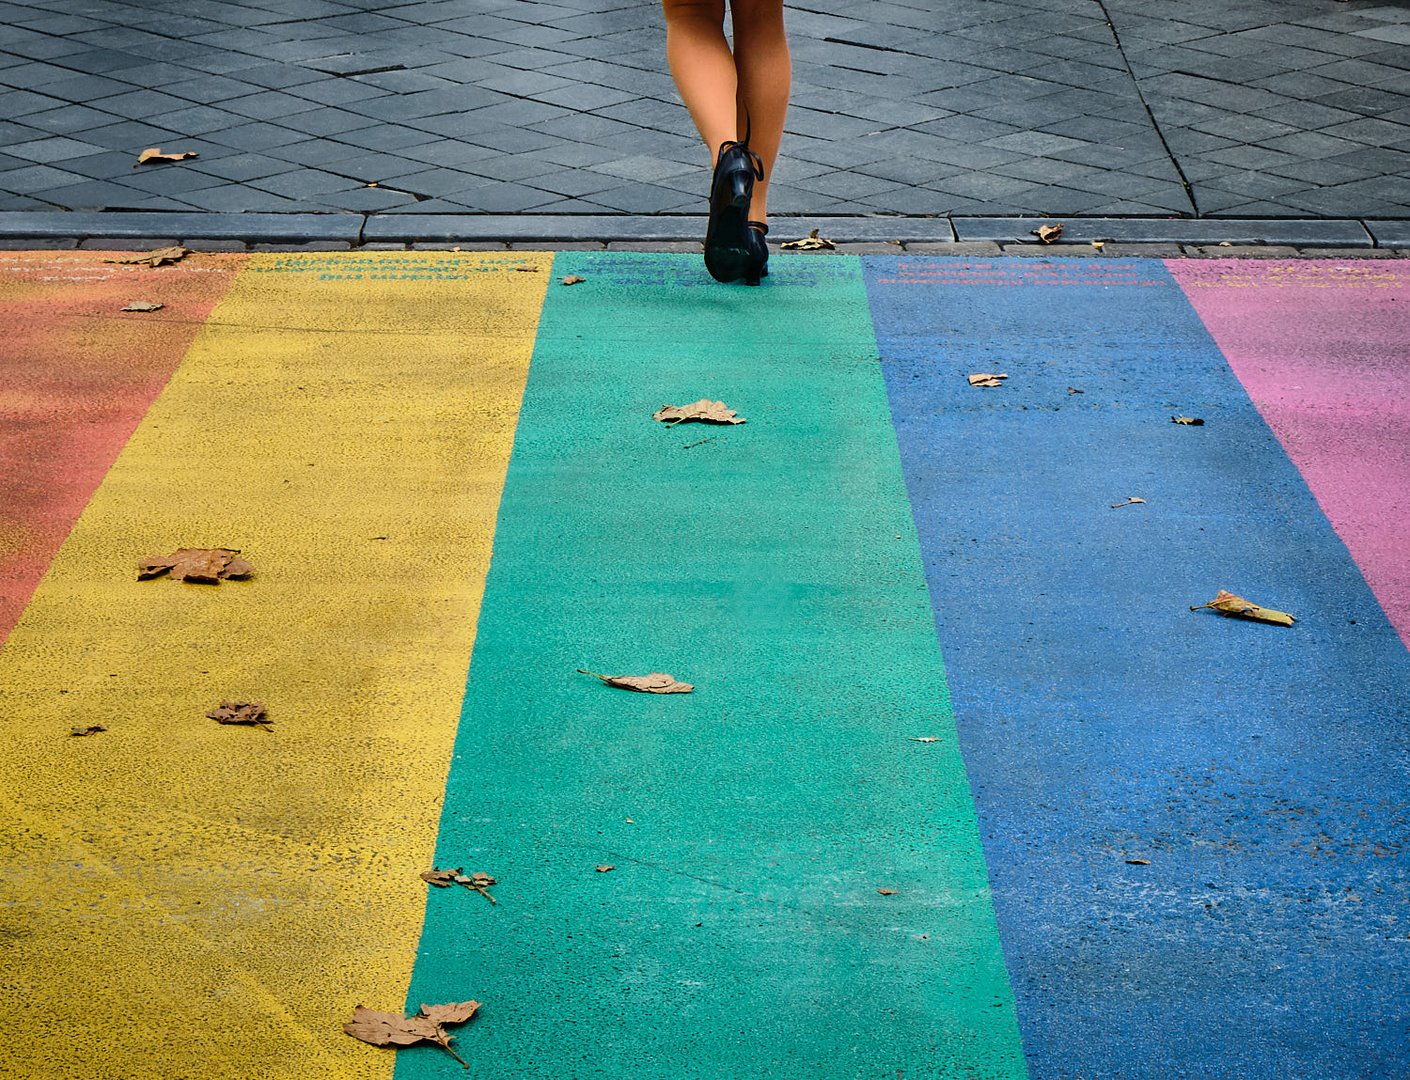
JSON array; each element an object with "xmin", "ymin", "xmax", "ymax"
[
  {"xmin": 0, "ymin": 251, "xmax": 242, "ymax": 644},
  {"xmin": 1170, "ymin": 258, "xmax": 1410, "ymax": 647}
]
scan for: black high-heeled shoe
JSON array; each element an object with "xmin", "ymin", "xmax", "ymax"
[
  {"xmin": 704, "ymin": 137, "xmax": 763, "ymax": 284},
  {"xmin": 744, "ymin": 220, "xmax": 769, "ymax": 286}
]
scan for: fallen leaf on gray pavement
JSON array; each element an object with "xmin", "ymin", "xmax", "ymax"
[
  {"xmin": 1091, "ymin": 240, "xmax": 1105, "ymax": 251},
  {"xmin": 122, "ymin": 300, "xmax": 163, "ymax": 312},
  {"xmin": 70, "ymin": 725, "xmax": 106, "ymax": 737},
  {"xmin": 653, "ymin": 400, "xmax": 745, "ymax": 426},
  {"xmin": 105, "ymin": 246, "xmax": 189, "ymax": 268},
  {"xmin": 578, "ymin": 669, "xmax": 694, "ymax": 694},
  {"xmin": 1171, "ymin": 415, "xmax": 1205, "ymax": 426},
  {"xmin": 781, "ymin": 228, "xmax": 835, "ymax": 251},
  {"xmin": 344, "ymin": 1001, "xmax": 481, "ymax": 1068},
  {"xmin": 1190, "ymin": 589, "xmax": 1295, "ymax": 626},
  {"xmin": 1033, "ymin": 224, "xmax": 1063, "ymax": 244},
  {"xmin": 137, "ymin": 148, "xmax": 198, "ymax": 165},
  {"xmin": 207, "ymin": 701, "xmax": 272, "ymax": 730},
  {"xmin": 968, "ymin": 373, "xmax": 1008, "ymax": 388},
  {"xmin": 1109, "ymin": 497, "xmax": 1146, "ymax": 509},
  {"xmin": 561, "ymin": 275, "xmax": 586, "ymax": 285},
  {"xmin": 138, "ymin": 547, "xmax": 254, "ymax": 583}
]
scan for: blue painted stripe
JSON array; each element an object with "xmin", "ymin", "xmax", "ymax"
[{"xmin": 863, "ymin": 255, "xmax": 1410, "ymax": 1080}]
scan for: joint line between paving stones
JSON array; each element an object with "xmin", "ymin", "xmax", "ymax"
[{"xmin": 1094, "ymin": 0, "xmax": 1199, "ymax": 219}]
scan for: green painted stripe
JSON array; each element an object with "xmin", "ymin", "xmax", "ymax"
[{"xmin": 399, "ymin": 253, "xmax": 1027, "ymax": 1080}]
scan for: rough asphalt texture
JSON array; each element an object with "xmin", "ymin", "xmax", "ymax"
[{"xmin": 1, "ymin": 0, "xmax": 1408, "ymax": 224}]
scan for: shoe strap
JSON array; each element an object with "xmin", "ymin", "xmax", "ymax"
[{"xmin": 748, "ymin": 221, "xmax": 769, "ymax": 234}]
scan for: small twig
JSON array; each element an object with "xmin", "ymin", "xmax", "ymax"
[{"xmin": 682, "ymin": 437, "xmax": 714, "ymax": 449}]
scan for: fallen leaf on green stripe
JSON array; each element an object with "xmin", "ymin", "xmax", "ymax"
[
  {"xmin": 596, "ymin": 865, "xmax": 616, "ymax": 873},
  {"xmin": 653, "ymin": 400, "xmax": 745, "ymax": 426},
  {"xmin": 877, "ymin": 888, "xmax": 898, "ymax": 895},
  {"xmin": 1190, "ymin": 590, "xmax": 1296, "ymax": 626},
  {"xmin": 968, "ymin": 373, "xmax": 1008, "ymax": 387},
  {"xmin": 578, "ymin": 669, "xmax": 693, "ymax": 694},
  {"xmin": 344, "ymin": 1001, "xmax": 481, "ymax": 1068},
  {"xmin": 909, "ymin": 736, "xmax": 940, "ymax": 743},
  {"xmin": 561, "ymin": 275, "xmax": 586, "ymax": 285}
]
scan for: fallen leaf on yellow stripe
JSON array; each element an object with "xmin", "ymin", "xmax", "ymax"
[
  {"xmin": 1190, "ymin": 589, "xmax": 1296, "ymax": 626},
  {"xmin": 138, "ymin": 547, "xmax": 253, "ymax": 583}
]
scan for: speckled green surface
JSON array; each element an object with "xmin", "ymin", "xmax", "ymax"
[{"xmin": 399, "ymin": 252, "xmax": 1027, "ymax": 1079}]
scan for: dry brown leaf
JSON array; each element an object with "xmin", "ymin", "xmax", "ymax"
[
  {"xmin": 138, "ymin": 547, "xmax": 253, "ymax": 583},
  {"xmin": 70, "ymin": 725, "xmax": 106, "ymax": 737},
  {"xmin": 1171, "ymin": 415, "xmax": 1205, "ymax": 426},
  {"xmin": 104, "ymin": 246, "xmax": 189, "ymax": 268},
  {"xmin": 1068, "ymin": 386, "xmax": 1084, "ymax": 395},
  {"xmin": 967, "ymin": 373, "xmax": 1008, "ymax": 388},
  {"xmin": 561, "ymin": 275, "xmax": 586, "ymax": 285},
  {"xmin": 137, "ymin": 148, "xmax": 198, "ymax": 165},
  {"xmin": 780, "ymin": 228, "xmax": 835, "ymax": 251},
  {"xmin": 1126, "ymin": 859, "xmax": 1150, "ymax": 866},
  {"xmin": 653, "ymin": 400, "xmax": 745, "ymax": 426},
  {"xmin": 909, "ymin": 736, "xmax": 940, "ymax": 743},
  {"xmin": 122, "ymin": 300, "xmax": 163, "ymax": 312},
  {"xmin": 1190, "ymin": 589, "xmax": 1296, "ymax": 626},
  {"xmin": 512, "ymin": 264, "xmax": 540, "ymax": 272},
  {"xmin": 578, "ymin": 669, "xmax": 694, "ymax": 694},
  {"xmin": 207, "ymin": 701, "xmax": 272, "ymax": 730},
  {"xmin": 344, "ymin": 1001, "xmax": 481, "ymax": 1068},
  {"xmin": 454, "ymin": 871, "xmax": 498, "ymax": 904},
  {"xmin": 595, "ymin": 864, "xmax": 616, "ymax": 873},
  {"xmin": 1091, "ymin": 240, "xmax": 1105, "ymax": 251},
  {"xmin": 421, "ymin": 868, "xmax": 459, "ymax": 888},
  {"xmin": 1108, "ymin": 497, "xmax": 1145, "ymax": 509},
  {"xmin": 877, "ymin": 888, "xmax": 898, "ymax": 895},
  {"xmin": 1033, "ymin": 223, "xmax": 1064, "ymax": 244}
]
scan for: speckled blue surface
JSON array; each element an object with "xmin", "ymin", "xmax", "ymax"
[{"xmin": 865, "ymin": 255, "xmax": 1410, "ymax": 1080}]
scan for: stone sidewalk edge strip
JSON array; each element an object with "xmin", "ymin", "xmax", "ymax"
[{"xmin": 0, "ymin": 212, "xmax": 1393, "ymax": 248}]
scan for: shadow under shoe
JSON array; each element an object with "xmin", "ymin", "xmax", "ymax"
[{"xmin": 704, "ymin": 139, "xmax": 763, "ymax": 284}]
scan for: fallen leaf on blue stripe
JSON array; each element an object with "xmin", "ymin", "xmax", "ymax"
[{"xmin": 1190, "ymin": 590, "xmax": 1296, "ymax": 626}]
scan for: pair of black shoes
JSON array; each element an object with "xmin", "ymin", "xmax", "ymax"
[{"xmin": 704, "ymin": 139, "xmax": 769, "ymax": 286}]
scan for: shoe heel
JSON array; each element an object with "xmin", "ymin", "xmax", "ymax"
[{"xmin": 727, "ymin": 168, "xmax": 751, "ymax": 207}]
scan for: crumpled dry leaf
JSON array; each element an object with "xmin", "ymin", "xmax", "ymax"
[
  {"xmin": 653, "ymin": 399, "xmax": 745, "ymax": 426},
  {"xmin": 1126, "ymin": 858, "xmax": 1150, "ymax": 866},
  {"xmin": 70, "ymin": 725, "xmax": 106, "ymax": 737},
  {"xmin": 780, "ymin": 228, "xmax": 835, "ymax": 251},
  {"xmin": 421, "ymin": 869, "xmax": 458, "ymax": 888},
  {"xmin": 1033, "ymin": 223, "xmax": 1063, "ymax": 244},
  {"xmin": 561, "ymin": 275, "xmax": 585, "ymax": 285},
  {"xmin": 344, "ymin": 1002, "xmax": 482, "ymax": 1068},
  {"xmin": 138, "ymin": 547, "xmax": 254, "ymax": 583},
  {"xmin": 207, "ymin": 701, "xmax": 272, "ymax": 730},
  {"xmin": 578, "ymin": 669, "xmax": 693, "ymax": 694},
  {"xmin": 1190, "ymin": 589, "xmax": 1296, "ymax": 626},
  {"xmin": 1171, "ymin": 415, "xmax": 1204, "ymax": 426},
  {"xmin": 1068, "ymin": 386, "xmax": 1084, "ymax": 395},
  {"xmin": 1091, "ymin": 240, "xmax": 1105, "ymax": 251},
  {"xmin": 512, "ymin": 264, "xmax": 540, "ymax": 273},
  {"xmin": 423, "ymin": 868, "xmax": 497, "ymax": 902},
  {"xmin": 121, "ymin": 300, "xmax": 163, "ymax": 312},
  {"xmin": 105, "ymin": 246, "xmax": 189, "ymax": 268},
  {"xmin": 877, "ymin": 888, "xmax": 898, "ymax": 895},
  {"xmin": 595, "ymin": 865, "xmax": 615, "ymax": 873},
  {"xmin": 909, "ymin": 736, "xmax": 940, "ymax": 743},
  {"xmin": 1108, "ymin": 497, "xmax": 1145, "ymax": 509},
  {"xmin": 967, "ymin": 373, "xmax": 1008, "ymax": 388},
  {"xmin": 137, "ymin": 148, "xmax": 198, "ymax": 165}
]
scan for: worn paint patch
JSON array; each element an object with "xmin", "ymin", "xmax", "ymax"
[
  {"xmin": 864, "ymin": 255, "xmax": 1410, "ymax": 1080},
  {"xmin": 399, "ymin": 252, "xmax": 1028, "ymax": 1080},
  {"xmin": 0, "ymin": 250, "xmax": 242, "ymax": 644},
  {"xmin": 1169, "ymin": 258, "xmax": 1410, "ymax": 648},
  {"xmin": 0, "ymin": 252, "xmax": 549, "ymax": 1079}
]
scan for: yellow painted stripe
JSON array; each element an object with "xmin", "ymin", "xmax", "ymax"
[{"xmin": 0, "ymin": 251, "xmax": 551, "ymax": 1078}]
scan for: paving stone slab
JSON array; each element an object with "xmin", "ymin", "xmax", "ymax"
[
  {"xmin": 0, "ymin": 210, "xmax": 362, "ymax": 242},
  {"xmin": 954, "ymin": 216, "xmax": 1373, "ymax": 247},
  {"xmin": 1366, "ymin": 220, "xmax": 1410, "ymax": 247}
]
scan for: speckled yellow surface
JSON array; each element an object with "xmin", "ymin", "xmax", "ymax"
[{"xmin": 0, "ymin": 251, "xmax": 549, "ymax": 1079}]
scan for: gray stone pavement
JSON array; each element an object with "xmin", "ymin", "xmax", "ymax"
[{"xmin": 1, "ymin": 0, "xmax": 1408, "ymax": 231}]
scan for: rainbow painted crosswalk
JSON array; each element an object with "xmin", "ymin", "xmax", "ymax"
[{"xmin": 1, "ymin": 251, "xmax": 1406, "ymax": 1080}]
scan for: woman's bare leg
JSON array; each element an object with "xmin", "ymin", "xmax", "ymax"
[
  {"xmin": 730, "ymin": 0, "xmax": 790, "ymax": 222},
  {"xmin": 662, "ymin": 0, "xmax": 737, "ymax": 163}
]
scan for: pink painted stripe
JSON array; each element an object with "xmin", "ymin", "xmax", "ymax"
[
  {"xmin": 1168, "ymin": 258, "xmax": 1410, "ymax": 647},
  {"xmin": 0, "ymin": 251, "xmax": 241, "ymax": 644}
]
